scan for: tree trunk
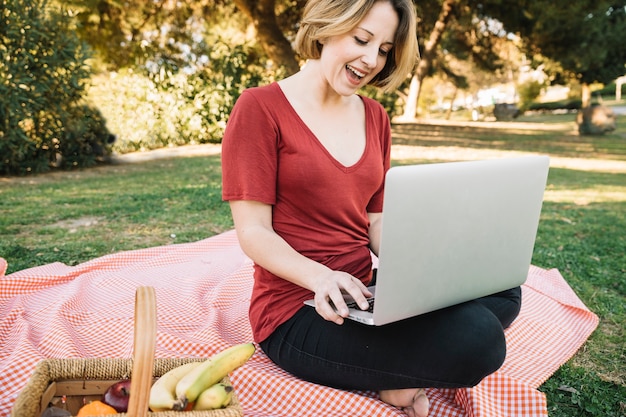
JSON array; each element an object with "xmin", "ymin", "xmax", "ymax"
[
  {"xmin": 402, "ymin": 75, "xmax": 421, "ymax": 121},
  {"xmin": 581, "ymin": 82, "xmax": 592, "ymax": 108},
  {"xmin": 616, "ymin": 76, "xmax": 626, "ymax": 101},
  {"xmin": 402, "ymin": 0, "xmax": 458, "ymax": 120},
  {"xmin": 445, "ymin": 86, "xmax": 458, "ymax": 120},
  {"xmin": 232, "ymin": 0, "xmax": 300, "ymax": 75}
]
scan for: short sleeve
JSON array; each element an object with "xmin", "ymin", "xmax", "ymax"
[{"xmin": 221, "ymin": 89, "xmax": 279, "ymax": 205}]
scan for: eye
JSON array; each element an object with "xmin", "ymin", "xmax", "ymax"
[{"xmin": 355, "ymin": 35, "xmax": 391, "ymax": 58}]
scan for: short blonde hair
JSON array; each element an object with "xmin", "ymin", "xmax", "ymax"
[{"xmin": 295, "ymin": 0, "xmax": 419, "ymax": 92}]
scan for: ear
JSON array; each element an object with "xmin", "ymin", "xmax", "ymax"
[{"xmin": 316, "ymin": 39, "xmax": 325, "ymax": 54}]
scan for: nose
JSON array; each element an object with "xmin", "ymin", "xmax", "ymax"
[{"xmin": 360, "ymin": 45, "xmax": 379, "ymax": 68}]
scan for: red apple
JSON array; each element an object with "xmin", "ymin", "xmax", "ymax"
[{"xmin": 102, "ymin": 379, "xmax": 131, "ymax": 412}]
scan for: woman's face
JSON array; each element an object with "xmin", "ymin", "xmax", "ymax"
[{"xmin": 319, "ymin": 1, "xmax": 399, "ymax": 96}]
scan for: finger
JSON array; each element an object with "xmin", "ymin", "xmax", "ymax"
[
  {"xmin": 343, "ymin": 277, "xmax": 372, "ymax": 310},
  {"xmin": 318, "ymin": 304, "xmax": 345, "ymax": 325},
  {"xmin": 328, "ymin": 291, "xmax": 350, "ymax": 318},
  {"xmin": 314, "ymin": 294, "xmax": 346, "ymax": 324}
]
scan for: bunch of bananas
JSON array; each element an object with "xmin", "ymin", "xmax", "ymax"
[{"xmin": 148, "ymin": 342, "xmax": 255, "ymax": 411}]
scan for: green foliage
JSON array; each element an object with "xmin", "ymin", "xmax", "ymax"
[
  {"xmin": 517, "ymin": 80, "xmax": 544, "ymax": 111},
  {"xmin": 59, "ymin": 0, "xmax": 253, "ymax": 71},
  {"xmin": 527, "ymin": 100, "xmax": 582, "ymax": 112},
  {"xmin": 0, "ymin": 0, "xmax": 113, "ymax": 175},
  {"xmin": 481, "ymin": 0, "xmax": 626, "ymax": 87},
  {"xmin": 360, "ymin": 85, "xmax": 400, "ymax": 118},
  {"xmin": 89, "ymin": 40, "xmax": 280, "ymax": 152},
  {"xmin": 58, "ymin": 105, "xmax": 116, "ymax": 169},
  {"xmin": 592, "ymin": 82, "xmax": 626, "ymax": 99},
  {"xmin": 86, "ymin": 71, "xmax": 161, "ymax": 153}
]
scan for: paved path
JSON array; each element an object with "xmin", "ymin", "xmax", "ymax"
[
  {"xmin": 111, "ymin": 143, "xmax": 222, "ymax": 164},
  {"xmin": 611, "ymin": 106, "xmax": 626, "ymax": 115},
  {"xmin": 109, "ymin": 137, "xmax": 626, "ymax": 174}
]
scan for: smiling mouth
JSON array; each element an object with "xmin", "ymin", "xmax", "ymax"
[{"xmin": 346, "ymin": 65, "xmax": 366, "ymax": 80}]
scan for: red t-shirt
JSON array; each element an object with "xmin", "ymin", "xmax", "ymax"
[{"xmin": 222, "ymin": 82, "xmax": 391, "ymax": 342}]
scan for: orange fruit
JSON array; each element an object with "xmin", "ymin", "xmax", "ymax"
[{"xmin": 76, "ymin": 400, "xmax": 118, "ymax": 416}]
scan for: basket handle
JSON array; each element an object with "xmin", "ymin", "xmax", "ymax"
[{"xmin": 127, "ymin": 286, "xmax": 157, "ymax": 417}]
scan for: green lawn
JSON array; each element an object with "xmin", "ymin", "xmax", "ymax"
[{"xmin": 1, "ymin": 112, "xmax": 625, "ymax": 416}]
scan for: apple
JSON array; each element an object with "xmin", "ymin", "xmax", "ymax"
[{"xmin": 102, "ymin": 379, "xmax": 132, "ymax": 412}]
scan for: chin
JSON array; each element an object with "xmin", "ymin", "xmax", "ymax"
[{"xmin": 335, "ymin": 82, "xmax": 361, "ymax": 96}]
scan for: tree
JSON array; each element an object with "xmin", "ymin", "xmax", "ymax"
[
  {"xmin": 62, "ymin": 0, "xmax": 222, "ymax": 69},
  {"xmin": 63, "ymin": 0, "xmax": 509, "ymax": 119},
  {"xmin": 478, "ymin": 0, "xmax": 626, "ymax": 107},
  {"xmin": 61, "ymin": 0, "xmax": 303, "ymax": 74},
  {"xmin": 401, "ymin": 0, "xmax": 459, "ymax": 120},
  {"xmin": 231, "ymin": 0, "xmax": 302, "ymax": 74},
  {"xmin": 0, "ymin": 0, "xmax": 112, "ymax": 175},
  {"xmin": 401, "ymin": 0, "xmax": 516, "ymax": 119}
]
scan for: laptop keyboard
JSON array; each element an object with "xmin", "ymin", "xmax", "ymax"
[{"xmin": 346, "ymin": 297, "xmax": 375, "ymax": 313}]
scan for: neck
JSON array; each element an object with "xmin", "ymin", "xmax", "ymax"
[{"xmin": 285, "ymin": 60, "xmax": 355, "ymax": 109}]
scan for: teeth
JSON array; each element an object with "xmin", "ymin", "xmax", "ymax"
[{"xmin": 347, "ymin": 65, "xmax": 365, "ymax": 78}]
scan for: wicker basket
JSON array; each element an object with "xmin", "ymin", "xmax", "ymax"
[{"xmin": 11, "ymin": 287, "xmax": 243, "ymax": 417}]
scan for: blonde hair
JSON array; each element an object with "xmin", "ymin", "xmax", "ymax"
[{"xmin": 295, "ymin": 0, "xmax": 419, "ymax": 92}]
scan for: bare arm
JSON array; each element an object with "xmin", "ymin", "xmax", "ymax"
[
  {"xmin": 229, "ymin": 200, "xmax": 372, "ymax": 324},
  {"xmin": 368, "ymin": 212, "xmax": 382, "ymax": 257}
]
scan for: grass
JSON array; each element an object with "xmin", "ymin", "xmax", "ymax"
[
  {"xmin": 1, "ymin": 112, "xmax": 625, "ymax": 416},
  {"xmin": 0, "ymin": 157, "xmax": 232, "ymax": 271}
]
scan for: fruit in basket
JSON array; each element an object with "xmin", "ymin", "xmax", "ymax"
[
  {"xmin": 176, "ymin": 342, "xmax": 255, "ymax": 407},
  {"xmin": 76, "ymin": 400, "xmax": 117, "ymax": 416},
  {"xmin": 102, "ymin": 379, "xmax": 131, "ymax": 412},
  {"xmin": 148, "ymin": 361, "xmax": 202, "ymax": 411},
  {"xmin": 193, "ymin": 381, "xmax": 234, "ymax": 410}
]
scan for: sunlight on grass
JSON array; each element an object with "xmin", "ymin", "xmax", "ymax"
[
  {"xmin": 545, "ymin": 187, "xmax": 626, "ymax": 204},
  {"xmin": 391, "ymin": 145, "xmax": 626, "ymax": 173}
]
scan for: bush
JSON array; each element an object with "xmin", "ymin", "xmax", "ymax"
[
  {"xmin": 57, "ymin": 105, "xmax": 116, "ymax": 168},
  {"xmin": 0, "ymin": 0, "xmax": 112, "ymax": 175},
  {"xmin": 360, "ymin": 85, "xmax": 400, "ymax": 118},
  {"xmin": 86, "ymin": 71, "xmax": 162, "ymax": 153},
  {"xmin": 527, "ymin": 99, "xmax": 582, "ymax": 112},
  {"xmin": 88, "ymin": 41, "xmax": 279, "ymax": 153},
  {"xmin": 517, "ymin": 80, "xmax": 544, "ymax": 112},
  {"xmin": 591, "ymin": 82, "xmax": 626, "ymax": 99}
]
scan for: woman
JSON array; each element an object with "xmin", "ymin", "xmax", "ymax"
[{"xmin": 221, "ymin": 1, "xmax": 521, "ymax": 416}]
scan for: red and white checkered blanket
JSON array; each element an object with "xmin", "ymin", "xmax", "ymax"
[{"xmin": 0, "ymin": 230, "xmax": 598, "ymax": 416}]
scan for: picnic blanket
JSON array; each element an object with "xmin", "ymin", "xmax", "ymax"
[{"xmin": 0, "ymin": 230, "xmax": 599, "ymax": 416}]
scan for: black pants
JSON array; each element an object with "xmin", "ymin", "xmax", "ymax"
[{"xmin": 259, "ymin": 286, "xmax": 522, "ymax": 391}]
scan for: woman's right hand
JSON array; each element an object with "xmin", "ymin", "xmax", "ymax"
[
  {"xmin": 229, "ymin": 200, "xmax": 373, "ymax": 324},
  {"xmin": 313, "ymin": 270, "xmax": 373, "ymax": 325}
]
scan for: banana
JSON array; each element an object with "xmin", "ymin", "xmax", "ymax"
[
  {"xmin": 176, "ymin": 342, "xmax": 255, "ymax": 407},
  {"xmin": 193, "ymin": 382, "xmax": 234, "ymax": 410},
  {"xmin": 148, "ymin": 361, "xmax": 202, "ymax": 411}
]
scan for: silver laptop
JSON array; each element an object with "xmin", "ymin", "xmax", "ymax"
[{"xmin": 305, "ymin": 155, "xmax": 550, "ymax": 325}]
